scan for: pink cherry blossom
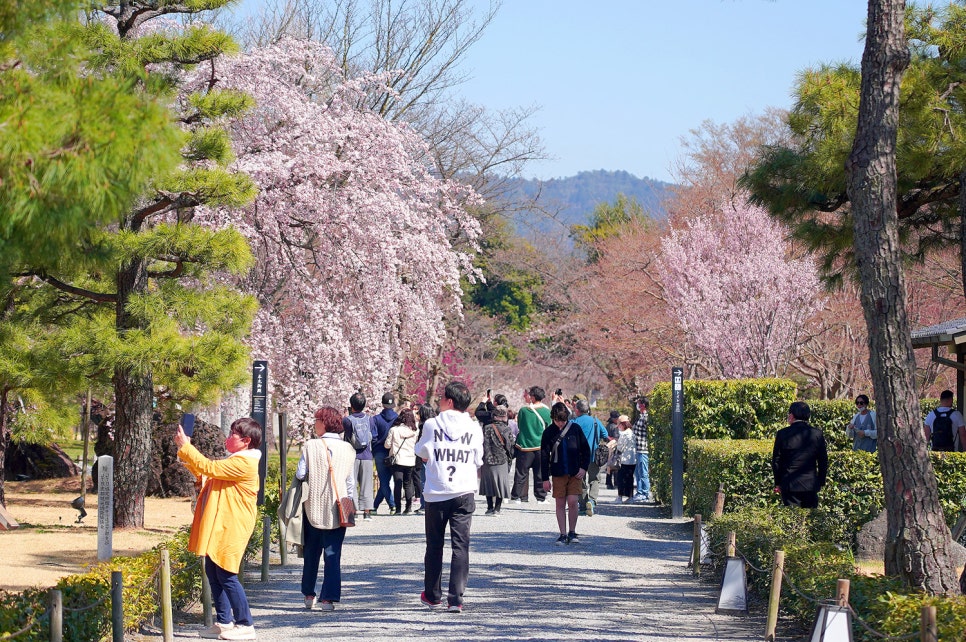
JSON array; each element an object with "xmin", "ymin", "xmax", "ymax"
[
  {"xmin": 658, "ymin": 200, "xmax": 821, "ymax": 378},
  {"xmin": 188, "ymin": 38, "xmax": 481, "ymax": 434}
]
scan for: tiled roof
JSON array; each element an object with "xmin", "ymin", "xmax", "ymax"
[{"xmin": 911, "ymin": 317, "xmax": 966, "ymax": 347}]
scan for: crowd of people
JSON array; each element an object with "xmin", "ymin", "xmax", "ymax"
[
  {"xmin": 173, "ymin": 382, "xmax": 966, "ymax": 639},
  {"xmin": 172, "ymin": 381, "xmax": 653, "ymax": 640}
]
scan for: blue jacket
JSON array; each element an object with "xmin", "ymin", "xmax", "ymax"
[
  {"xmin": 571, "ymin": 414, "xmax": 607, "ymax": 449},
  {"xmin": 371, "ymin": 408, "xmax": 398, "ymax": 455}
]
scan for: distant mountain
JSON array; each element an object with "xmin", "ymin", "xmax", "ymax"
[{"xmin": 498, "ymin": 170, "xmax": 675, "ymax": 237}]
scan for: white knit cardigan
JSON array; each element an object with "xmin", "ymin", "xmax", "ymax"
[{"xmin": 303, "ymin": 437, "xmax": 356, "ymax": 530}]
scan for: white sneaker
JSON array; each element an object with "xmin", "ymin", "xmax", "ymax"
[
  {"xmin": 614, "ymin": 497, "xmax": 624, "ymax": 504},
  {"xmin": 304, "ymin": 595, "xmax": 316, "ymax": 609},
  {"xmin": 200, "ymin": 622, "xmax": 233, "ymax": 639},
  {"xmin": 219, "ymin": 624, "xmax": 256, "ymax": 640},
  {"xmin": 511, "ymin": 499, "xmax": 522, "ymax": 504},
  {"xmin": 319, "ymin": 600, "xmax": 335, "ymax": 611}
]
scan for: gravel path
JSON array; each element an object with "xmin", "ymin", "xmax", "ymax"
[{"xmin": 159, "ymin": 486, "xmax": 774, "ymax": 641}]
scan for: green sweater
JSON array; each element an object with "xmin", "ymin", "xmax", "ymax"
[{"xmin": 515, "ymin": 404, "xmax": 551, "ymax": 450}]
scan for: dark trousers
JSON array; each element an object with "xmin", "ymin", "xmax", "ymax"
[
  {"xmin": 513, "ymin": 450, "xmax": 547, "ymax": 501},
  {"xmin": 300, "ymin": 515, "xmax": 347, "ymax": 601},
  {"xmin": 373, "ymin": 451, "xmax": 395, "ymax": 510},
  {"xmin": 424, "ymin": 493, "xmax": 475, "ymax": 608},
  {"xmin": 204, "ymin": 557, "xmax": 252, "ymax": 627},
  {"xmin": 392, "ymin": 464, "xmax": 415, "ymax": 509},
  {"xmin": 780, "ymin": 490, "xmax": 819, "ymax": 509},
  {"xmin": 617, "ymin": 464, "xmax": 636, "ymax": 497}
]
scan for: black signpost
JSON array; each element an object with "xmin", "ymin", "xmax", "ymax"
[
  {"xmin": 251, "ymin": 360, "xmax": 268, "ymax": 506},
  {"xmin": 671, "ymin": 366, "xmax": 684, "ymax": 519}
]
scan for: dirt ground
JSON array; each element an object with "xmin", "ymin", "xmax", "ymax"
[{"xmin": 0, "ymin": 478, "xmax": 194, "ymax": 592}]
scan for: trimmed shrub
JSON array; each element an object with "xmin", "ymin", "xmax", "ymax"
[
  {"xmin": 689, "ymin": 440, "xmax": 966, "ymax": 547},
  {"xmin": 706, "ymin": 505, "xmax": 963, "ymax": 642},
  {"xmin": 808, "ymin": 399, "xmax": 856, "ymax": 451},
  {"xmin": 0, "ymin": 529, "xmax": 205, "ymax": 641},
  {"xmin": 649, "ymin": 378, "xmax": 797, "ymax": 504}
]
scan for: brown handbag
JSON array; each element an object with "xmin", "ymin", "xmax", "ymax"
[{"xmin": 325, "ymin": 444, "xmax": 356, "ymax": 528}]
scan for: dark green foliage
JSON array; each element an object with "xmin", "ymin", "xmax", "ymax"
[
  {"xmin": 706, "ymin": 506, "xmax": 965, "ymax": 641},
  {"xmin": 688, "ymin": 439, "xmax": 966, "ymax": 547},
  {"xmin": 570, "ymin": 193, "xmax": 652, "ymax": 263},
  {"xmin": 807, "ymin": 399, "xmax": 858, "ymax": 450},
  {"xmin": 0, "ymin": 528, "xmax": 203, "ymax": 641},
  {"xmin": 649, "ymin": 378, "xmax": 798, "ymax": 503}
]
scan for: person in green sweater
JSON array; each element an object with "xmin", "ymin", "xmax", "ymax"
[{"xmin": 512, "ymin": 386, "xmax": 552, "ymax": 503}]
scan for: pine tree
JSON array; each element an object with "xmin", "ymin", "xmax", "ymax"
[
  {"xmin": 4, "ymin": 1, "xmax": 258, "ymax": 526},
  {"xmin": 0, "ymin": 0, "xmax": 185, "ymax": 506}
]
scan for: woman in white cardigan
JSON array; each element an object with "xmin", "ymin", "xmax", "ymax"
[
  {"xmin": 385, "ymin": 408, "xmax": 419, "ymax": 514},
  {"xmin": 296, "ymin": 407, "xmax": 356, "ymax": 611}
]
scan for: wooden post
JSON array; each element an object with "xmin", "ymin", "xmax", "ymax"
[
  {"xmin": 201, "ymin": 560, "xmax": 213, "ymax": 627},
  {"xmin": 49, "ymin": 589, "xmax": 62, "ymax": 642},
  {"xmin": 764, "ymin": 550, "xmax": 784, "ymax": 642},
  {"xmin": 726, "ymin": 531, "xmax": 736, "ymax": 558},
  {"xmin": 836, "ymin": 578, "xmax": 850, "ymax": 607},
  {"xmin": 691, "ymin": 514, "xmax": 702, "ymax": 576},
  {"xmin": 261, "ymin": 516, "xmax": 271, "ymax": 581},
  {"xmin": 712, "ymin": 483, "xmax": 725, "ymax": 517},
  {"xmin": 110, "ymin": 571, "xmax": 123, "ymax": 642},
  {"xmin": 278, "ymin": 412, "xmax": 288, "ymax": 567},
  {"xmin": 920, "ymin": 605, "xmax": 937, "ymax": 642},
  {"xmin": 160, "ymin": 550, "xmax": 173, "ymax": 642}
]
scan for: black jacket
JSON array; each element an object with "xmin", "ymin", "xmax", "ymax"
[
  {"xmin": 771, "ymin": 421, "xmax": 829, "ymax": 492},
  {"xmin": 540, "ymin": 421, "xmax": 591, "ymax": 481}
]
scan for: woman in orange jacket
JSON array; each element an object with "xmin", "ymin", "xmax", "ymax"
[{"xmin": 176, "ymin": 417, "xmax": 262, "ymax": 641}]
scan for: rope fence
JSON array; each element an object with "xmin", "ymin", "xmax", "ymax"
[
  {"xmin": 695, "ymin": 513, "xmax": 943, "ymax": 642},
  {"xmin": 0, "ymin": 542, "xmax": 227, "ymax": 642}
]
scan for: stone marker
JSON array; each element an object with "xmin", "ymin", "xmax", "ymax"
[{"xmin": 97, "ymin": 455, "xmax": 113, "ymax": 561}]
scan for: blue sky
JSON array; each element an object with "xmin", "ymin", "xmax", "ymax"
[{"xmin": 454, "ymin": 1, "xmax": 870, "ymax": 182}]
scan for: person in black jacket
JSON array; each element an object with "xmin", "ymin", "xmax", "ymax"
[
  {"xmin": 771, "ymin": 401, "xmax": 829, "ymax": 509},
  {"xmin": 540, "ymin": 402, "xmax": 591, "ymax": 545}
]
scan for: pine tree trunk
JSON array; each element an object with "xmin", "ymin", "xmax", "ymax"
[
  {"xmin": 111, "ymin": 258, "xmax": 154, "ymax": 529},
  {"xmin": 847, "ymin": 0, "xmax": 960, "ymax": 594}
]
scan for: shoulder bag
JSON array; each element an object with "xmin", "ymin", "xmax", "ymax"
[{"xmin": 324, "ymin": 443, "xmax": 356, "ymax": 528}]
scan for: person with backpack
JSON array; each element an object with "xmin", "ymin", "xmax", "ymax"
[
  {"xmin": 924, "ymin": 390, "xmax": 966, "ymax": 452},
  {"xmin": 343, "ymin": 392, "xmax": 374, "ymax": 520},
  {"xmin": 540, "ymin": 402, "xmax": 591, "ymax": 546},
  {"xmin": 846, "ymin": 394, "xmax": 877, "ymax": 453}
]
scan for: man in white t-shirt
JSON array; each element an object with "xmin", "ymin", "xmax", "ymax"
[
  {"xmin": 923, "ymin": 390, "xmax": 966, "ymax": 452},
  {"xmin": 415, "ymin": 381, "xmax": 483, "ymax": 614}
]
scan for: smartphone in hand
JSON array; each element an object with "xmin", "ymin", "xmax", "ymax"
[{"xmin": 181, "ymin": 413, "xmax": 196, "ymax": 438}]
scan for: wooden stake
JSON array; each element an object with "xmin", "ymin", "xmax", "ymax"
[
  {"xmin": 764, "ymin": 550, "xmax": 784, "ymax": 642},
  {"xmin": 836, "ymin": 578, "xmax": 850, "ymax": 607},
  {"xmin": 920, "ymin": 604, "xmax": 937, "ymax": 642},
  {"xmin": 160, "ymin": 550, "xmax": 173, "ymax": 642},
  {"xmin": 726, "ymin": 531, "xmax": 736, "ymax": 558},
  {"xmin": 713, "ymin": 483, "xmax": 725, "ymax": 517}
]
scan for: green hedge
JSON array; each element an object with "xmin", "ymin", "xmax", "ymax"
[
  {"xmin": 807, "ymin": 399, "xmax": 856, "ymax": 450},
  {"xmin": 706, "ymin": 506, "xmax": 966, "ymax": 641},
  {"xmin": 688, "ymin": 439, "xmax": 966, "ymax": 546},
  {"xmin": 0, "ymin": 529, "xmax": 203, "ymax": 641},
  {"xmin": 649, "ymin": 378, "xmax": 797, "ymax": 503}
]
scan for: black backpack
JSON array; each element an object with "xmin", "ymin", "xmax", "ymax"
[
  {"xmin": 346, "ymin": 414, "xmax": 372, "ymax": 453},
  {"xmin": 931, "ymin": 408, "xmax": 956, "ymax": 451}
]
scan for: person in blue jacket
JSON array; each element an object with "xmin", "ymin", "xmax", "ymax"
[{"xmin": 371, "ymin": 392, "xmax": 399, "ymax": 514}]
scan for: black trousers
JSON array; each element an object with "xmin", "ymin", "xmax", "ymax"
[
  {"xmin": 424, "ymin": 493, "xmax": 475, "ymax": 607},
  {"xmin": 392, "ymin": 464, "xmax": 415, "ymax": 509},
  {"xmin": 780, "ymin": 490, "xmax": 819, "ymax": 509},
  {"xmin": 513, "ymin": 450, "xmax": 547, "ymax": 501}
]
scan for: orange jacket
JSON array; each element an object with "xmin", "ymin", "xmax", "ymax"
[{"xmin": 178, "ymin": 444, "xmax": 261, "ymax": 573}]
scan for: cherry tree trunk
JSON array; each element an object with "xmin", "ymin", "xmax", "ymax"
[
  {"xmin": 111, "ymin": 258, "xmax": 154, "ymax": 529},
  {"xmin": 847, "ymin": 0, "xmax": 960, "ymax": 594}
]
